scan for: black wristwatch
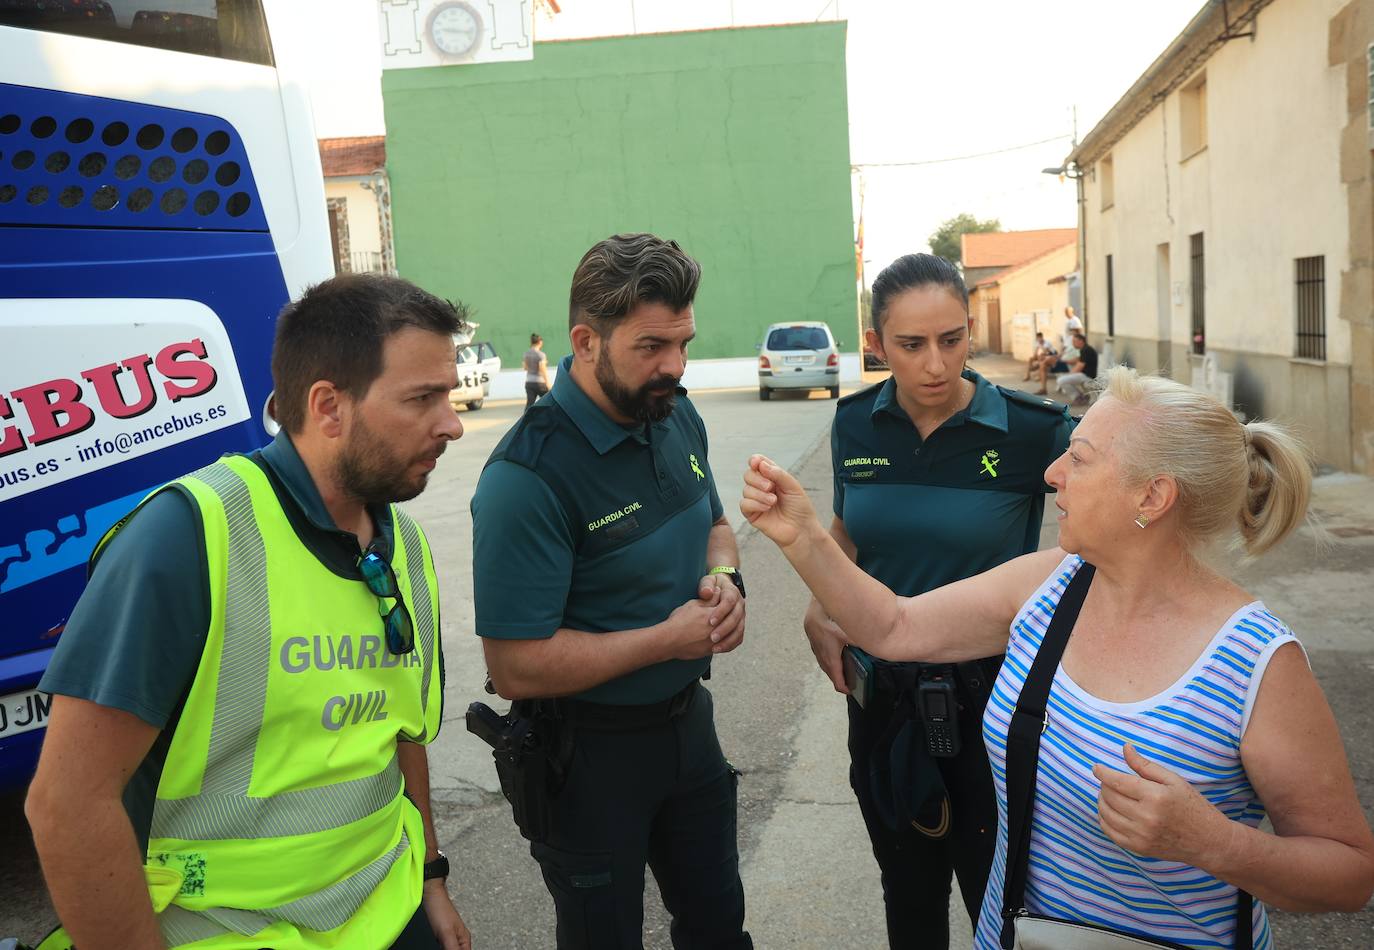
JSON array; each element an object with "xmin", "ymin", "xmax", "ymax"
[
  {"xmin": 709, "ymin": 565, "xmax": 746, "ymax": 599},
  {"xmin": 423, "ymin": 850, "xmax": 450, "ymax": 881}
]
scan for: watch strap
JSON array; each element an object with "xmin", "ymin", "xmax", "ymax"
[
  {"xmin": 708, "ymin": 565, "xmax": 745, "ymax": 598},
  {"xmin": 423, "ymin": 851, "xmax": 450, "ymax": 881}
]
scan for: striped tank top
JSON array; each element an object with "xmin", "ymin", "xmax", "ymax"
[{"xmin": 973, "ymin": 555, "xmax": 1298, "ymax": 950}]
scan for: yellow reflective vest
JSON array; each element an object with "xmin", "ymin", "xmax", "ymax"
[{"xmin": 94, "ymin": 455, "xmax": 444, "ymax": 949}]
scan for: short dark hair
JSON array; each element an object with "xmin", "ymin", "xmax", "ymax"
[
  {"xmin": 1072, "ymin": 331, "xmax": 1087, "ymax": 345},
  {"xmin": 569, "ymin": 233, "xmax": 701, "ymax": 336},
  {"xmin": 271, "ymin": 272, "xmax": 466, "ymax": 434},
  {"xmin": 870, "ymin": 253, "xmax": 968, "ymax": 336}
]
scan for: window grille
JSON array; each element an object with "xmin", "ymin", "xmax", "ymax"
[
  {"xmin": 1296, "ymin": 256, "xmax": 1326, "ymax": 361},
  {"xmin": 1190, "ymin": 233, "xmax": 1205, "ymax": 354},
  {"xmin": 1106, "ymin": 254, "xmax": 1115, "ymax": 338}
]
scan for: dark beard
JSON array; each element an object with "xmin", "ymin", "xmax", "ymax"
[
  {"xmin": 595, "ymin": 347, "xmax": 679, "ymax": 423},
  {"xmin": 335, "ymin": 414, "xmax": 427, "ymax": 504}
]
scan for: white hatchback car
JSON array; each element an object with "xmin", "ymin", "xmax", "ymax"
[
  {"xmin": 757, "ymin": 321, "xmax": 840, "ymax": 400},
  {"xmin": 450, "ymin": 341, "xmax": 501, "ymax": 411}
]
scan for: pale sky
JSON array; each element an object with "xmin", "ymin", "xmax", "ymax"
[{"xmin": 299, "ymin": 0, "xmax": 1206, "ymax": 280}]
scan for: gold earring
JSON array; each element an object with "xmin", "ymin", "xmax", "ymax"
[{"xmin": 1134, "ymin": 514, "xmax": 1150, "ymax": 529}]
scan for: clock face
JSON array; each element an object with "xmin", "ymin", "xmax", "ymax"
[{"xmin": 429, "ymin": 2, "xmax": 482, "ymax": 58}]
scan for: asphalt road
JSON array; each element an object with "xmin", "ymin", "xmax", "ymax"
[{"xmin": 3, "ymin": 360, "xmax": 1372, "ymax": 949}]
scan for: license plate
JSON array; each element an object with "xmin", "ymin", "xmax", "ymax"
[
  {"xmin": 783, "ymin": 355, "xmax": 813, "ymax": 365},
  {"xmin": 0, "ymin": 688, "xmax": 52, "ymax": 739}
]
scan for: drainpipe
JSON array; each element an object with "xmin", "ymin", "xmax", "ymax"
[
  {"xmin": 361, "ymin": 170, "xmax": 397, "ymax": 276},
  {"xmin": 1078, "ymin": 168, "xmax": 1088, "ymax": 335}
]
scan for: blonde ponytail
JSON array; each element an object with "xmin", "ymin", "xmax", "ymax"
[
  {"xmin": 1103, "ymin": 366, "xmax": 1313, "ymax": 557},
  {"xmin": 1238, "ymin": 421, "xmax": 1313, "ymax": 557}
]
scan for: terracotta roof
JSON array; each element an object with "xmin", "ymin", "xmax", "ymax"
[
  {"xmin": 976, "ymin": 267, "xmax": 1012, "ymax": 289},
  {"xmin": 319, "ymin": 136, "xmax": 386, "ymax": 178},
  {"xmin": 978, "ymin": 242, "xmax": 1078, "ymax": 289},
  {"xmin": 961, "ymin": 228, "xmax": 1076, "ymax": 269}
]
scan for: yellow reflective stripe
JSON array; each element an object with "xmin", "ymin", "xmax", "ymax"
[
  {"xmin": 394, "ymin": 509, "xmax": 438, "ymax": 741},
  {"xmin": 160, "ymin": 904, "xmax": 272, "ymax": 946},
  {"xmin": 194, "ymin": 459, "xmax": 270, "ymax": 798},
  {"xmin": 159, "ymin": 832, "xmax": 412, "ymax": 947},
  {"xmin": 264, "ymin": 830, "xmax": 411, "ymax": 931},
  {"xmin": 152, "ymin": 756, "xmax": 402, "ymax": 841}
]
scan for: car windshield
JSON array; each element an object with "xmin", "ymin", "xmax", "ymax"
[{"xmin": 767, "ymin": 327, "xmax": 829, "ymax": 350}]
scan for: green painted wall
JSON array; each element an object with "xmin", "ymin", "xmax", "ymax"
[{"xmin": 382, "ymin": 22, "xmax": 856, "ymax": 364}]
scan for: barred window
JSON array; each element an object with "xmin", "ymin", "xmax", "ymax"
[
  {"xmin": 1190, "ymin": 233, "xmax": 1205, "ymax": 354},
  {"xmin": 1106, "ymin": 254, "xmax": 1115, "ymax": 337},
  {"xmin": 1296, "ymin": 256, "xmax": 1326, "ymax": 361}
]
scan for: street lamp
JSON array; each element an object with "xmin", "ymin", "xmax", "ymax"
[{"xmin": 1041, "ymin": 163, "xmax": 1081, "ymax": 179}]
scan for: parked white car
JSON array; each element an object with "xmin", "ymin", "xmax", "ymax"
[
  {"xmin": 450, "ymin": 340, "xmax": 501, "ymax": 410},
  {"xmin": 757, "ymin": 321, "xmax": 840, "ymax": 400}
]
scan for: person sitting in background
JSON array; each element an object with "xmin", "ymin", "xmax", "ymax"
[
  {"xmin": 1022, "ymin": 332, "xmax": 1056, "ymax": 381},
  {"xmin": 1033, "ymin": 336, "xmax": 1077, "ymax": 395},
  {"xmin": 1055, "ymin": 331, "xmax": 1098, "ymax": 404},
  {"xmin": 741, "ymin": 366, "xmax": 1374, "ymax": 949}
]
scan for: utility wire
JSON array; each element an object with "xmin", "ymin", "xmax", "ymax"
[{"xmin": 853, "ymin": 134, "xmax": 1073, "ymax": 169}]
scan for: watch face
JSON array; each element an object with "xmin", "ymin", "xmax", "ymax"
[{"xmin": 429, "ymin": 2, "xmax": 482, "ymax": 58}]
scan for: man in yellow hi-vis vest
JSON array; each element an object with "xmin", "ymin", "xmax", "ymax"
[{"xmin": 26, "ymin": 274, "xmax": 472, "ymax": 950}]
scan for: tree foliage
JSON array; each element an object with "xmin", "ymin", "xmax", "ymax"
[{"xmin": 927, "ymin": 214, "xmax": 1001, "ymax": 267}]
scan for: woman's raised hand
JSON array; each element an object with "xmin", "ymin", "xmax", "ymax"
[{"xmin": 740, "ymin": 454, "xmax": 820, "ymax": 549}]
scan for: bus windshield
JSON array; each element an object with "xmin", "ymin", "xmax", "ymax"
[{"xmin": 0, "ymin": 0, "xmax": 273, "ymax": 66}]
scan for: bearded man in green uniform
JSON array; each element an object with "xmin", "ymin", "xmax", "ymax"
[
  {"xmin": 471, "ymin": 233, "xmax": 752, "ymax": 950},
  {"xmin": 27, "ymin": 274, "xmax": 472, "ymax": 950}
]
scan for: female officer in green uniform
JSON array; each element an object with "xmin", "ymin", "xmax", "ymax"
[{"xmin": 804, "ymin": 253, "xmax": 1072, "ymax": 948}]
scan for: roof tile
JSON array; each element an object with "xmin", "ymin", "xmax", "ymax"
[
  {"xmin": 319, "ymin": 136, "xmax": 386, "ymax": 178},
  {"xmin": 961, "ymin": 228, "xmax": 1076, "ymax": 269}
]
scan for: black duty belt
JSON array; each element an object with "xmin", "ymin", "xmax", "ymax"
[
  {"xmin": 868, "ymin": 659, "xmax": 996, "ymax": 707},
  {"xmin": 533, "ymin": 679, "xmax": 700, "ymax": 732}
]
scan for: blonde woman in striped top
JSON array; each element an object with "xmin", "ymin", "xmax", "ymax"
[{"xmin": 740, "ymin": 366, "xmax": 1374, "ymax": 949}]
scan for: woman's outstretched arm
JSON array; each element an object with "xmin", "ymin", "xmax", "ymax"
[{"xmin": 741, "ymin": 454, "xmax": 1060, "ymax": 662}]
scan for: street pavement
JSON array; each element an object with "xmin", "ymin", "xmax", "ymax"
[{"xmin": 3, "ymin": 356, "xmax": 1372, "ymax": 948}]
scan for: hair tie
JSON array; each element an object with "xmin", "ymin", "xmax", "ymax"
[{"xmin": 1241, "ymin": 425, "xmax": 1253, "ymax": 448}]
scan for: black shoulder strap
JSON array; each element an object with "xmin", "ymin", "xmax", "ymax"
[
  {"xmin": 998, "ymin": 560, "xmax": 1253, "ymax": 950},
  {"xmin": 999, "ymin": 561, "xmax": 1094, "ymax": 947}
]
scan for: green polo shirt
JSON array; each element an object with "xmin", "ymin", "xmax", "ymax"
[
  {"xmin": 832, "ymin": 369, "xmax": 1074, "ymax": 601},
  {"xmin": 471, "ymin": 356, "xmax": 725, "ymax": 705},
  {"xmin": 39, "ymin": 432, "xmax": 409, "ymax": 851}
]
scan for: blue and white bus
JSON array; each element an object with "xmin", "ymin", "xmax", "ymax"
[{"xmin": 0, "ymin": 1, "xmax": 334, "ymax": 790}]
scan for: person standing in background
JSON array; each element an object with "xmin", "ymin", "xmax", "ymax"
[
  {"xmin": 524, "ymin": 332, "xmax": 550, "ymax": 410},
  {"xmin": 1062, "ymin": 305, "xmax": 1084, "ymax": 350},
  {"xmin": 1056, "ymin": 331, "xmax": 1100, "ymax": 406}
]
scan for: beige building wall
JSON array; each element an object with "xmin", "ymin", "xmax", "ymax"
[
  {"xmin": 998, "ymin": 243, "xmax": 1077, "ymax": 359},
  {"xmin": 324, "ymin": 177, "xmax": 384, "ymax": 265},
  {"xmin": 1081, "ymin": 0, "xmax": 1355, "ymax": 467},
  {"xmin": 1332, "ymin": 0, "xmax": 1374, "ymax": 472}
]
